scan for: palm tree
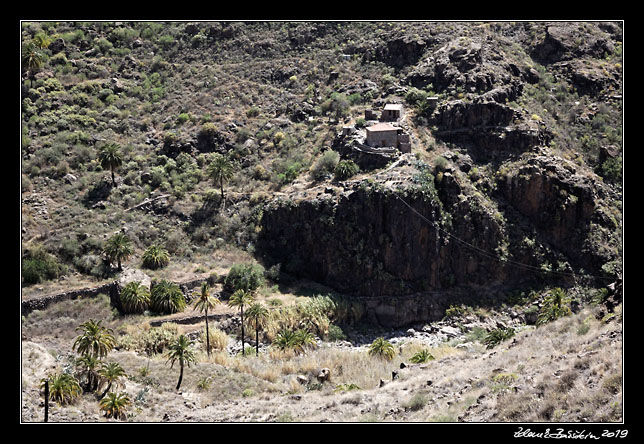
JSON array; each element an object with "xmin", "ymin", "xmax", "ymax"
[
  {"xmin": 273, "ymin": 329, "xmax": 298, "ymax": 352},
  {"xmin": 41, "ymin": 373, "xmax": 82, "ymax": 406},
  {"xmin": 120, "ymin": 281, "xmax": 150, "ymax": 314},
  {"xmin": 368, "ymin": 337, "xmax": 395, "ymax": 361},
  {"xmin": 22, "ymin": 42, "xmax": 43, "ymax": 87},
  {"xmin": 32, "ymin": 32, "xmax": 52, "ymax": 49},
  {"xmin": 206, "ymin": 153, "xmax": 235, "ymax": 203},
  {"xmin": 410, "ymin": 349, "xmax": 435, "ymax": 364},
  {"xmin": 245, "ymin": 302, "xmax": 268, "ymax": 356},
  {"xmin": 272, "ymin": 328, "xmax": 316, "ymax": 355},
  {"xmin": 150, "ymin": 279, "xmax": 186, "ymax": 314},
  {"xmin": 227, "ymin": 289, "xmax": 255, "ymax": 355},
  {"xmin": 537, "ymin": 287, "xmax": 572, "ymax": 326},
  {"xmin": 141, "ymin": 244, "xmax": 170, "ymax": 269},
  {"xmin": 294, "ymin": 329, "xmax": 317, "ymax": 354},
  {"xmin": 99, "ymin": 392, "xmax": 131, "ymax": 420},
  {"xmin": 193, "ymin": 281, "xmax": 220, "ymax": 357},
  {"xmin": 98, "ymin": 143, "xmax": 123, "ymax": 188},
  {"xmin": 75, "ymin": 354, "xmax": 101, "ymax": 392},
  {"xmin": 97, "ymin": 362, "xmax": 127, "ymax": 400},
  {"xmin": 103, "ymin": 232, "xmax": 133, "ymax": 271},
  {"xmin": 73, "ymin": 319, "xmax": 116, "ymax": 359},
  {"xmin": 166, "ymin": 334, "xmax": 196, "ymax": 391}
]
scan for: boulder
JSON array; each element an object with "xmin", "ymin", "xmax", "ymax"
[
  {"xmin": 49, "ymin": 38, "xmax": 66, "ymax": 54},
  {"xmin": 317, "ymin": 368, "xmax": 331, "ymax": 383},
  {"xmin": 118, "ymin": 267, "xmax": 152, "ymax": 291},
  {"xmin": 296, "ymin": 375, "xmax": 308, "ymax": 385}
]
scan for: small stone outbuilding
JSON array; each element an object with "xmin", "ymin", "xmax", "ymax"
[{"xmin": 382, "ymin": 103, "xmax": 404, "ymax": 121}]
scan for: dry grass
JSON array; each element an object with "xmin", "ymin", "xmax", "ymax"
[{"xmin": 21, "ymin": 287, "xmax": 623, "ymax": 423}]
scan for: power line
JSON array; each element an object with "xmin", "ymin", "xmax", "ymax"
[{"xmin": 391, "ymin": 191, "xmax": 614, "ymax": 282}]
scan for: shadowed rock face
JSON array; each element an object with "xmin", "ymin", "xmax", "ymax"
[
  {"xmin": 257, "ymin": 153, "xmax": 617, "ymax": 309},
  {"xmin": 258, "ymin": 178, "xmax": 506, "ymax": 297}
]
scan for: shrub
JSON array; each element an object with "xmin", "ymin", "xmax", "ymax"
[
  {"xmin": 224, "ymin": 263, "xmax": 266, "ymax": 293},
  {"xmin": 483, "ymin": 326, "xmax": 515, "ymax": 349},
  {"xmin": 320, "ymin": 92, "xmax": 349, "ymax": 120},
  {"xmin": 433, "ymin": 156, "xmax": 448, "ymax": 172},
  {"xmin": 202, "ymin": 327, "xmax": 228, "ymax": 353},
  {"xmin": 310, "ymin": 150, "xmax": 339, "ymax": 181},
  {"xmin": 327, "ymin": 324, "xmax": 346, "ymax": 341},
  {"xmin": 174, "ymin": 112, "xmax": 192, "ymax": 125},
  {"xmin": 246, "ymin": 106, "xmax": 260, "ymax": 118},
  {"xmin": 334, "ymin": 160, "xmax": 359, "ymax": 180},
  {"xmin": 22, "ymin": 247, "xmax": 66, "ymax": 285},
  {"xmin": 403, "ymin": 393, "xmax": 428, "ymax": 411}
]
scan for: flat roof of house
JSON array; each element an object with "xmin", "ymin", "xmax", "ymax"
[
  {"xmin": 366, "ymin": 122, "xmax": 398, "ymax": 132},
  {"xmin": 384, "ymin": 103, "xmax": 404, "ymax": 111}
]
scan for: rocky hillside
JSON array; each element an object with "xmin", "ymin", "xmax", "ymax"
[{"xmin": 21, "ymin": 21, "xmax": 623, "ymax": 424}]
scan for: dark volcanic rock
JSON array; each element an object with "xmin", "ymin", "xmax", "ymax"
[
  {"xmin": 258, "ymin": 171, "xmax": 511, "ymax": 298},
  {"xmin": 531, "ymin": 23, "xmax": 615, "ymax": 64},
  {"xmin": 429, "ymin": 100, "xmax": 551, "ymax": 158}
]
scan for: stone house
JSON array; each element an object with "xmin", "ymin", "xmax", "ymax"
[
  {"xmin": 382, "ymin": 103, "xmax": 404, "ymax": 121},
  {"xmin": 365, "ymin": 122, "xmax": 411, "ymax": 153}
]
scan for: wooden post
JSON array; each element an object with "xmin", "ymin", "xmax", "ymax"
[{"xmin": 43, "ymin": 379, "xmax": 49, "ymax": 423}]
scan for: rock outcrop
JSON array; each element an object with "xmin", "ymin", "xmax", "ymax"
[
  {"xmin": 429, "ymin": 100, "xmax": 551, "ymax": 158},
  {"xmin": 257, "ymin": 152, "xmax": 619, "ymax": 325}
]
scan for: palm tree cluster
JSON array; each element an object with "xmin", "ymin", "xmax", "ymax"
[
  {"xmin": 72, "ymin": 320, "xmax": 128, "ymax": 405},
  {"xmin": 42, "ymin": 319, "xmax": 130, "ymax": 421},
  {"xmin": 120, "ymin": 281, "xmax": 150, "ymax": 314},
  {"xmin": 22, "ymin": 32, "xmax": 50, "ymax": 87}
]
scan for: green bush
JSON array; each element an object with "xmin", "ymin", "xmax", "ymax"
[
  {"xmin": 224, "ymin": 263, "xmax": 266, "ymax": 293},
  {"xmin": 310, "ymin": 150, "xmax": 339, "ymax": 181},
  {"xmin": 22, "ymin": 247, "xmax": 66, "ymax": 285},
  {"xmin": 334, "ymin": 160, "xmax": 359, "ymax": 180}
]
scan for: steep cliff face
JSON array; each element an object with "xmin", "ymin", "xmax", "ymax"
[
  {"xmin": 495, "ymin": 151, "xmax": 620, "ymax": 274},
  {"xmin": 257, "ymin": 153, "xmax": 619, "ymax": 309}
]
